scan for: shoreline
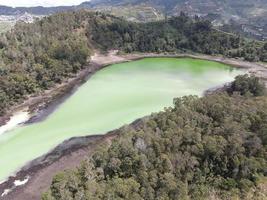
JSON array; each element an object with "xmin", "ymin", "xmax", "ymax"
[
  {"xmin": 0, "ymin": 110, "xmax": 30, "ymax": 136},
  {"xmin": 0, "ymin": 51, "xmax": 267, "ymax": 199},
  {"xmin": 1, "ymin": 52, "xmax": 266, "ymax": 129},
  {"xmin": 0, "ymin": 118, "xmax": 143, "ymax": 200},
  {"xmin": 0, "ymin": 50, "xmax": 131, "ymax": 128},
  {"xmin": 0, "ymin": 133, "xmax": 117, "ymax": 199}
]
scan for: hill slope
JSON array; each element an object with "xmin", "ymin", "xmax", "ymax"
[
  {"xmin": 1, "ymin": 0, "xmax": 267, "ymax": 22},
  {"xmin": 1, "ymin": 10, "xmax": 267, "ymax": 118},
  {"xmin": 1, "ymin": 1, "xmax": 267, "ymax": 38},
  {"xmin": 89, "ymin": 0, "xmax": 267, "ymax": 18},
  {"xmin": 89, "ymin": 0, "xmax": 267, "ymax": 39}
]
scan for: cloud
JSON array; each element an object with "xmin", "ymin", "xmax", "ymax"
[{"xmin": 0, "ymin": 0, "xmax": 88, "ymax": 7}]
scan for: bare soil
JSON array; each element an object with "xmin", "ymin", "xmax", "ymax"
[{"xmin": 0, "ymin": 133, "xmax": 116, "ymax": 200}]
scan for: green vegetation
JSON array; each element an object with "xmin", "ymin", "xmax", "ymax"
[
  {"xmin": 90, "ymin": 12, "xmax": 267, "ymax": 59},
  {"xmin": 0, "ymin": 11, "xmax": 91, "ymax": 116},
  {"xmin": 43, "ymin": 76, "xmax": 267, "ymax": 200},
  {"xmin": 0, "ymin": 57, "xmax": 244, "ymax": 182},
  {"xmin": 0, "ymin": 10, "xmax": 267, "ymax": 117},
  {"xmin": 0, "ymin": 21, "xmax": 13, "ymax": 34},
  {"xmin": 0, "ymin": 9, "xmax": 266, "ymax": 199},
  {"xmin": 228, "ymin": 74, "xmax": 266, "ymax": 97},
  {"xmin": 98, "ymin": 5, "xmax": 164, "ymax": 22}
]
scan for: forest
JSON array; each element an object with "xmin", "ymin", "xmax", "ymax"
[
  {"xmin": 1, "ymin": 10, "xmax": 267, "ymax": 116},
  {"xmin": 0, "ymin": 9, "xmax": 266, "ymax": 200},
  {"xmin": 42, "ymin": 75, "xmax": 267, "ymax": 200}
]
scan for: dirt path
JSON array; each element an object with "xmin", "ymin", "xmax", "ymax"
[{"xmin": 0, "ymin": 51, "xmax": 267, "ymax": 200}]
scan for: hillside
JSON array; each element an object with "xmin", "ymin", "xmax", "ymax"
[
  {"xmin": 89, "ymin": 0, "xmax": 267, "ymax": 39},
  {"xmin": 0, "ymin": 5, "xmax": 80, "ymax": 15},
  {"xmin": 1, "ymin": 10, "xmax": 267, "ymax": 119},
  {"xmin": 0, "ymin": 21, "xmax": 13, "ymax": 33},
  {"xmin": 89, "ymin": 0, "xmax": 267, "ymax": 21},
  {"xmin": 0, "ymin": 8, "xmax": 266, "ymax": 200},
  {"xmin": 1, "ymin": 0, "xmax": 267, "ymax": 38},
  {"xmin": 2, "ymin": 0, "xmax": 267, "ymax": 18}
]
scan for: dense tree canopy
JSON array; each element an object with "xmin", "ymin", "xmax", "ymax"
[
  {"xmin": 43, "ymin": 78, "xmax": 267, "ymax": 200},
  {"xmin": 0, "ymin": 10, "xmax": 266, "ymax": 116},
  {"xmin": 0, "ymin": 9, "xmax": 266, "ymax": 199},
  {"xmin": 228, "ymin": 74, "xmax": 266, "ymax": 97},
  {"xmin": 0, "ymin": 11, "xmax": 91, "ymax": 115},
  {"xmin": 89, "ymin": 12, "xmax": 267, "ymax": 61}
]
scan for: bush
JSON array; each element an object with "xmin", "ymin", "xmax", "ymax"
[
  {"xmin": 44, "ymin": 93, "xmax": 267, "ymax": 200},
  {"xmin": 228, "ymin": 74, "xmax": 266, "ymax": 96}
]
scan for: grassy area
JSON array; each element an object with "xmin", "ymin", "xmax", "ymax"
[{"xmin": 0, "ymin": 21, "xmax": 14, "ymax": 34}]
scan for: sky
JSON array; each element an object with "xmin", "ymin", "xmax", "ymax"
[{"xmin": 0, "ymin": 0, "xmax": 89, "ymax": 7}]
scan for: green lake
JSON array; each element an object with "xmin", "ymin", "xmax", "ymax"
[{"xmin": 0, "ymin": 58, "xmax": 244, "ymax": 181}]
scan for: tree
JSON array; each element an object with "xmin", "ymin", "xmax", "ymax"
[{"xmin": 229, "ymin": 74, "xmax": 266, "ymax": 96}]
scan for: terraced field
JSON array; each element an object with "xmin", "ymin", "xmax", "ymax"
[{"xmin": 96, "ymin": 5, "xmax": 164, "ymax": 22}]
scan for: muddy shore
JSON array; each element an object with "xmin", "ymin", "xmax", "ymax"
[
  {"xmin": 1, "ymin": 52, "xmax": 266, "ymax": 127},
  {"xmin": 0, "ymin": 132, "xmax": 116, "ymax": 200},
  {"xmin": 0, "ymin": 52, "xmax": 267, "ymax": 200},
  {"xmin": 0, "ymin": 118, "xmax": 143, "ymax": 200},
  {"xmin": 0, "ymin": 50, "xmax": 132, "ymax": 127},
  {"xmin": 0, "ymin": 64, "xmax": 96, "ymax": 127}
]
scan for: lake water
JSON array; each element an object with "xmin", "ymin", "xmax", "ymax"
[{"xmin": 0, "ymin": 57, "xmax": 244, "ymax": 181}]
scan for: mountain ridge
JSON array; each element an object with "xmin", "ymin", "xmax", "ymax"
[
  {"xmin": 1, "ymin": 0, "xmax": 267, "ymax": 17},
  {"xmin": 1, "ymin": 0, "xmax": 266, "ymax": 40},
  {"xmin": 0, "ymin": 3, "xmax": 91, "ymax": 15}
]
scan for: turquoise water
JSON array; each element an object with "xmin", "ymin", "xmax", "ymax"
[{"xmin": 0, "ymin": 58, "xmax": 244, "ymax": 181}]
